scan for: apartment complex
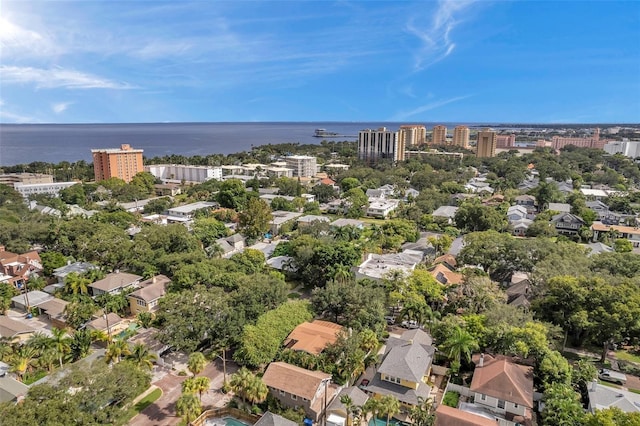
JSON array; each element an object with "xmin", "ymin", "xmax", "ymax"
[
  {"xmin": 431, "ymin": 125, "xmax": 447, "ymax": 144},
  {"xmin": 145, "ymin": 164, "xmax": 222, "ymax": 183},
  {"xmin": 398, "ymin": 125, "xmax": 426, "ymax": 148},
  {"xmin": 549, "ymin": 128, "xmax": 605, "ymax": 150},
  {"xmin": 357, "ymin": 127, "xmax": 404, "ymax": 163},
  {"xmin": 604, "ymin": 140, "xmax": 640, "ymax": 158},
  {"xmin": 496, "ymin": 134, "xmax": 516, "ymax": 148},
  {"xmin": 284, "ymin": 155, "xmax": 317, "ymax": 178},
  {"xmin": 476, "ymin": 129, "xmax": 497, "ymax": 158},
  {"xmin": 452, "ymin": 126, "xmax": 470, "ymax": 148},
  {"xmin": 91, "ymin": 144, "xmax": 144, "ymax": 183},
  {"xmin": 13, "ymin": 181, "xmax": 77, "ymax": 199}
]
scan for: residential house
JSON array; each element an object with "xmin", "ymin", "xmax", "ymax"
[
  {"xmin": 429, "ymin": 264, "xmax": 463, "ymax": 286},
  {"xmin": 254, "ymin": 412, "xmax": 299, "ymax": 426},
  {"xmin": 330, "ymin": 218, "xmax": 364, "ymax": 229},
  {"xmin": 431, "ymin": 206, "xmax": 458, "ymax": 224},
  {"xmin": 267, "ymin": 256, "xmax": 296, "ymax": 272},
  {"xmin": 514, "ymin": 195, "xmax": 537, "ymax": 213},
  {"xmin": 355, "ymin": 250, "xmax": 424, "ymax": 282},
  {"xmin": 0, "ymin": 316, "xmax": 37, "ymax": 343},
  {"xmin": 326, "ymin": 386, "xmax": 369, "ymax": 426},
  {"xmin": 297, "ymin": 215, "xmax": 330, "ymax": 228},
  {"xmin": 404, "ymin": 188, "xmax": 420, "ymax": 200},
  {"xmin": 262, "ymin": 362, "xmax": 338, "ymax": 422},
  {"xmin": 469, "ymin": 354, "xmax": 534, "ymax": 426},
  {"xmin": 88, "ymin": 271, "xmax": 142, "ymax": 297},
  {"xmin": 127, "ymin": 327, "xmax": 170, "ymax": 364},
  {"xmin": 483, "ymin": 194, "xmax": 505, "ymax": 207},
  {"xmin": 366, "ymin": 198, "xmax": 400, "ymax": 218},
  {"xmin": 586, "ymin": 200, "xmax": 611, "ymax": 220},
  {"xmin": 270, "ymin": 211, "xmax": 303, "ymax": 235},
  {"xmin": 511, "ymin": 219, "xmax": 533, "ymax": 237},
  {"xmin": 435, "ymin": 405, "xmax": 498, "ymax": 426},
  {"xmin": 52, "ymin": 262, "xmax": 98, "ymax": 284},
  {"xmin": 215, "ymin": 234, "xmax": 246, "ymax": 258},
  {"xmin": 506, "ymin": 280, "xmax": 531, "ymax": 310},
  {"xmin": 0, "ymin": 245, "xmax": 43, "ymax": 292},
  {"xmin": 506, "ymin": 205, "xmax": 528, "ymax": 222},
  {"xmin": 550, "ymin": 213, "xmax": 585, "ymax": 236},
  {"xmin": 127, "ymin": 275, "xmax": 171, "ymax": 315},
  {"xmin": 36, "ymin": 298, "xmax": 69, "ymax": 329},
  {"xmin": 85, "ymin": 312, "xmax": 126, "ymax": 337},
  {"xmin": 591, "ymin": 222, "xmax": 640, "ymax": 249},
  {"xmin": 587, "ymin": 381, "xmax": 640, "ymax": 414},
  {"xmin": 465, "ymin": 178, "xmax": 494, "ymax": 194},
  {"xmin": 433, "ymin": 254, "xmax": 457, "ymax": 270},
  {"xmin": 580, "ymin": 188, "xmax": 609, "ymax": 200},
  {"xmin": 10, "ymin": 290, "xmax": 54, "ymax": 313},
  {"xmin": 362, "ymin": 329, "xmax": 436, "ymax": 410},
  {"xmin": 166, "ymin": 201, "xmax": 217, "ymax": 221},
  {"xmin": 584, "ymin": 242, "xmax": 614, "ymax": 256},
  {"xmin": 547, "ymin": 203, "xmax": 571, "ymax": 213},
  {"xmin": 284, "ymin": 320, "xmax": 343, "ymax": 355}
]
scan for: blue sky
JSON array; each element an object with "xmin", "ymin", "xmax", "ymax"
[{"xmin": 1, "ymin": 1, "xmax": 639, "ymax": 123}]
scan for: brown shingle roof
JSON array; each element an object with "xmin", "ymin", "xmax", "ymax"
[
  {"xmin": 284, "ymin": 320, "xmax": 343, "ymax": 355},
  {"xmin": 470, "ymin": 355, "xmax": 534, "ymax": 408},
  {"xmin": 429, "ymin": 264, "xmax": 463, "ymax": 286},
  {"xmin": 37, "ymin": 298, "xmax": 69, "ymax": 317},
  {"xmin": 435, "ymin": 405, "xmax": 497, "ymax": 426},
  {"xmin": 0, "ymin": 316, "xmax": 36, "ymax": 338},
  {"xmin": 86, "ymin": 313, "xmax": 122, "ymax": 331},
  {"xmin": 262, "ymin": 362, "xmax": 330, "ymax": 400},
  {"xmin": 128, "ymin": 275, "xmax": 170, "ymax": 302},
  {"xmin": 89, "ymin": 272, "xmax": 142, "ymax": 292},
  {"xmin": 433, "ymin": 254, "xmax": 457, "ymax": 268}
]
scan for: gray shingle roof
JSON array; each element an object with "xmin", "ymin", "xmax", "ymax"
[
  {"xmin": 378, "ymin": 342, "xmax": 434, "ymax": 383},
  {"xmin": 254, "ymin": 412, "xmax": 299, "ymax": 426}
]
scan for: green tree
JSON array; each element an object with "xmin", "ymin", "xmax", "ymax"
[
  {"xmin": 192, "ymin": 217, "xmax": 228, "ymax": 246},
  {"xmin": 176, "ymin": 391, "xmax": 202, "ymax": 423},
  {"xmin": 238, "ymin": 198, "xmax": 272, "ymax": 239},
  {"xmin": 441, "ymin": 326, "xmax": 479, "ymax": 371},
  {"xmin": 127, "ymin": 343, "xmax": 158, "ymax": 370},
  {"xmin": 50, "ymin": 327, "xmax": 71, "ymax": 368},
  {"xmin": 9, "ymin": 345, "xmax": 37, "ymax": 382},
  {"xmin": 246, "ymin": 374, "xmax": 268, "ymax": 404},
  {"xmin": 0, "ymin": 283, "xmax": 18, "ymax": 315},
  {"xmin": 583, "ymin": 408, "xmax": 640, "ymax": 426},
  {"xmin": 340, "ymin": 177, "xmax": 361, "ymax": 192},
  {"xmin": 614, "ymin": 238, "xmax": 633, "ymax": 253},
  {"xmin": 229, "ymin": 367, "xmax": 254, "ymax": 404},
  {"xmin": 105, "ymin": 339, "xmax": 131, "ymax": 364},
  {"xmin": 40, "ymin": 251, "xmax": 68, "ymax": 276},
  {"xmin": 230, "ymin": 248, "xmax": 266, "ymax": 274},
  {"xmin": 377, "ymin": 394, "xmax": 400, "ymax": 426},
  {"xmin": 454, "ymin": 200, "xmax": 508, "ymax": 232},
  {"xmin": 344, "ymin": 187, "xmax": 368, "ymax": 218},
  {"xmin": 183, "ymin": 376, "xmax": 211, "ymax": 402},
  {"xmin": 188, "ymin": 351, "xmax": 207, "ymax": 376},
  {"xmin": 217, "ymin": 178, "xmax": 248, "ymax": 209},
  {"xmin": 70, "ymin": 329, "xmax": 93, "ymax": 360},
  {"xmin": 64, "ymin": 272, "xmax": 91, "ymax": 296},
  {"xmin": 541, "ymin": 383, "xmax": 584, "ymax": 426},
  {"xmin": 408, "ymin": 397, "xmax": 436, "ymax": 426}
]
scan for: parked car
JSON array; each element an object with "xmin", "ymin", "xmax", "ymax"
[
  {"xmin": 358, "ymin": 379, "xmax": 370, "ymax": 390},
  {"xmin": 599, "ymin": 369, "xmax": 627, "ymax": 385},
  {"xmin": 401, "ymin": 320, "xmax": 419, "ymax": 329},
  {"xmin": 385, "ymin": 316, "xmax": 396, "ymax": 325}
]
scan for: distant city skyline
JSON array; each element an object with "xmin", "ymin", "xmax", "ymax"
[{"xmin": 1, "ymin": 1, "xmax": 639, "ymax": 124}]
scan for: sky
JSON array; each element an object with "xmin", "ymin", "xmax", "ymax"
[{"xmin": 0, "ymin": 0, "xmax": 639, "ymax": 124}]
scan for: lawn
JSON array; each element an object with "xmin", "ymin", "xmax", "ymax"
[
  {"xmin": 615, "ymin": 350, "xmax": 640, "ymax": 364},
  {"xmin": 598, "ymin": 380, "xmax": 622, "ymax": 389},
  {"xmin": 125, "ymin": 388, "xmax": 162, "ymax": 421}
]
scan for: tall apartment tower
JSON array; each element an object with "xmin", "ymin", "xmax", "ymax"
[
  {"xmin": 452, "ymin": 126, "xmax": 470, "ymax": 149},
  {"xmin": 431, "ymin": 125, "xmax": 448, "ymax": 144},
  {"xmin": 399, "ymin": 125, "xmax": 426, "ymax": 148},
  {"xmin": 91, "ymin": 144, "xmax": 144, "ymax": 183},
  {"xmin": 358, "ymin": 127, "xmax": 404, "ymax": 163},
  {"xmin": 476, "ymin": 129, "xmax": 497, "ymax": 158},
  {"xmin": 284, "ymin": 155, "xmax": 318, "ymax": 178}
]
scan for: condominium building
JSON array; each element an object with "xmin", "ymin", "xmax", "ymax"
[
  {"xmin": 283, "ymin": 155, "xmax": 317, "ymax": 178},
  {"xmin": 358, "ymin": 127, "xmax": 404, "ymax": 163},
  {"xmin": 452, "ymin": 126, "xmax": 470, "ymax": 149},
  {"xmin": 398, "ymin": 125, "xmax": 426, "ymax": 148},
  {"xmin": 431, "ymin": 125, "xmax": 448, "ymax": 144},
  {"xmin": 496, "ymin": 134, "xmax": 516, "ymax": 148},
  {"xmin": 145, "ymin": 164, "xmax": 222, "ymax": 183},
  {"xmin": 550, "ymin": 128, "xmax": 605, "ymax": 150},
  {"xmin": 91, "ymin": 144, "xmax": 144, "ymax": 183},
  {"xmin": 476, "ymin": 129, "xmax": 497, "ymax": 158},
  {"xmin": 604, "ymin": 140, "xmax": 640, "ymax": 158}
]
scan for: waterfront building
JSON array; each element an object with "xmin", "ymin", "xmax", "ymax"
[
  {"xmin": 603, "ymin": 140, "xmax": 640, "ymax": 158},
  {"xmin": 431, "ymin": 125, "xmax": 447, "ymax": 144},
  {"xmin": 91, "ymin": 144, "xmax": 144, "ymax": 183},
  {"xmin": 452, "ymin": 126, "xmax": 470, "ymax": 149},
  {"xmin": 476, "ymin": 129, "xmax": 497, "ymax": 158},
  {"xmin": 283, "ymin": 155, "xmax": 317, "ymax": 178},
  {"xmin": 357, "ymin": 127, "xmax": 404, "ymax": 163},
  {"xmin": 398, "ymin": 125, "xmax": 426, "ymax": 148},
  {"xmin": 145, "ymin": 164, "xmax": 222, "ymax": 183},
  {"xmin": 496, "ymin": 134, "xmax": 516, "ymax": 148}
]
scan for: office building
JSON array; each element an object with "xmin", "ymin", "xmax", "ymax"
[
  {"xmin": 145, "ymin": 164, "xmax": 222, "ymax": 183},
  {"xmin": 358, "ymin": 127, "xmax": 404, "ymax": 163},
  {"xmin": 476, "ymin": 129, "xmax": 497, "ymax": 158},
  {"xmin": 452, "ymin": 126, "xmax": 470, "ymax": 149},
  {"xmin": 283, "ymin": 155, "xmax": 317, "ymax": 178},
  {"xmin": 91, "ymin": 144, "xmax": 144, "ymax": 183},
  {"xmin": 398, "ymin": 125, "xmax": 426, "ymax": 148},
  {"xmin": 431, "ymin": 125, "xmax": 447, "ymax": 144}
]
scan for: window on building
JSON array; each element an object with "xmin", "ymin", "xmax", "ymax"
[
  {"xmin": 480, "ymin": 394, "xmax": 486, "ymax": 401},
  {"xmin": 291, "ymin": 395, "xmax": 297, "ymax": 401},
  {"xmin": 136, "ymin": 299, "xmax": 146, "ymax": 307},
  {"xmin": 279, "ymin": 390, "xmax": 285, "ymax": 395},
  {"xmin": 497, "ymin": 400, "xmax": 505, "ymax": 409}
]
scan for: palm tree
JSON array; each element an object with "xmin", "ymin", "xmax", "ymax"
[
  {"xmin": 362, "ymin": 398, "xmax": 379, "ymax": 424},
  {"xmin": 127, "ymin": 343, "xmax": 157, "ymax": 370},
  {"xmin": 105, "ymin": 339, "xmax": 131, "ymax": 364},
  {"xmin": 50, "ymin": 327, "xmax": 71, "ymax": 368},
  {"xmin": 37, "ymin": 347, "xmax": 58, "ymax": 373},
  {"xmin": 26, "ymin": 332, "xmax": 53, "ymax": 355},
  {"xmin": 408, "ymin": 397, "xmax": 435, "ymax": 426},
  {"xmin": 341, "ymin": 395, "xmax": 354, "ymax": 426},
  {"xmin": 359, "ymin": 329, "xmax": 379, "ymax": 354},
  {"xmin": 65, "ymin": 272, "xmax": 90, "ymax": 296},
  {"xmin": 187, "ymin": 351, "xmax": 207, "ymax": 376},
  {"xmin": 9, "ymin": 345, "xmax": 37, "ymax": 382},
  {"xmin": 70, "ymin": 329, "xmax": 92, "ymax": 360},
  {"xmin": 229, "ymin": 367, "xmax": 253, "ymax": 404},
  {"xmin": 441, "ymin": 326, "xmax": 479, "ymax": 369},
  {"xmin": 176, "ymin": 391, "xmax": 202, "ymax": 423},
  {"xmin": 245, "ymin": 375, "xmax": 268, "ymax": 405},
  {"xmin": 377, "ymin": 395, "xmax": 400, "ymax": 426},
  {"xmin": 136, "ymin": 312, "xmax": 154, "ymax": 328},
  {"xmin": 192, "ymin": 376, "xmax": 211, "ymax": 402}
]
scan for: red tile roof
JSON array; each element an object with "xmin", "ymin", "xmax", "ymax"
[{"xmin": 435, "ymin": 405, "xmax": 497, "ymax": 426}]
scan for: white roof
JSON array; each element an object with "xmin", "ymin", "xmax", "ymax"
[
  {"xmin": 11, "ymin": 290, "xmax": 53, "ymax": 307},
  {"xmin": 580, "ymin": 188, "xmax": 608, "ymax": 198},
  {"xmin": 432, "ymin": 206, "xmax": 458, "ymax": 218},
  {"xmin": 589, "ymin": 383, "xmax": 640, "ymax": 413},
  {"xmin": 167, "ymin": 201, "xmax": 217, "ymax": 214}
]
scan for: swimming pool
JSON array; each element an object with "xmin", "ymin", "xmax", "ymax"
[{"xmin": 205, "ymin": 416, "xmax": 251, "ymax": 426}]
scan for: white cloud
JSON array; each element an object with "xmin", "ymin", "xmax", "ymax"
[
  {"xmin": 0, "ymin": 66, "xmax": 135, "ymax": 89},
  {"xmin": 0, "ymin": 16, "xmax": 61, "ymax": 58},
  {"xmin": 391, "ymin": 95, "xmax": 472, "ymax": 120},
  {"xmin": 51, "ymin": 102, "xmax": 73, "ymax": 114},
  {"xmin": 406, "ymin": 0, "xmax": 475, "ymax": 71}
]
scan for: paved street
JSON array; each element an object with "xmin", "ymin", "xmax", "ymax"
[{"xmin": 129, "ymin": 359, "xmax": 236, "ymax": 426}]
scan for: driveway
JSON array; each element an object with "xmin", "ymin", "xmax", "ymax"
[{"xmin": 129, "ymin": 358, "xmax": 238, "ymax": 426}]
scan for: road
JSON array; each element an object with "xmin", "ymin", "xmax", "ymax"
[{"xmin": 129, "ymin": 359, "xmax": 236, "ymax": 426}]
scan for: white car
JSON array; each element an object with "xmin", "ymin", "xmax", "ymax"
[{"xmin": 401, "ymin": 320, "xmax": 420, "ymax": 329}]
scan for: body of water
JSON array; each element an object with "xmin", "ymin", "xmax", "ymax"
[{"xmin": 0, "ymin": 122, "xmax": 470, "ymax": 166}]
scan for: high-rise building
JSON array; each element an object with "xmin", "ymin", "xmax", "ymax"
[
  {"xmin": 91, "ymin": 144, "xmax": 144, "ymax": 183},
  {"xmin": 398, "ymin": 125, "xmax": 426, "ymax": 148},
  {"xmin": 496, "ymin": 134, "xmax": 516, "ymax": 148},
  {"xmin": 476, "ymin": 129, "xmax": 497, "ymax": 158},
  {"xmin": 358, "ymin": 127, "xmax": 404, "ymax": 163},
  {"xmin": 432, "ymin": 125, "xmax": 447, "ymax": 144},
  {"xmin": 452, "ymin": 126, "xmax": 470, "ymax": 149},
  {"xmin": 284, "ymin": 155, "xmax": 318, "ymax": 178}
]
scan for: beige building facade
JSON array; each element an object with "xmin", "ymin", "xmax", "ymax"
[
  {"xmin": 431, "ymin": 125, "xmax": 447, "ymax": 144},
  {"xmin": 476, "ymin": 129, "xmax": 497, "ymax": 158},
  {"xmin": 452, "ymin": 126, "xmax": 470, "ymax": 148},
  {"xmin": 398, "ymin": 125, "xmax": 426, "ymax": 148}
]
